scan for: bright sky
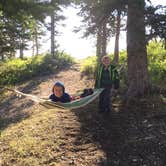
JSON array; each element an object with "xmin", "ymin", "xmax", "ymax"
[{"xmin": 37, "ymin": 0, "xmax": 165, "ymax": 59}]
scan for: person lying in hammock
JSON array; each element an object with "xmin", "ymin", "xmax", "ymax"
[
  {"xmin": 49, "ymin": 81, "xmax": 71, "ymax": 103},
  {"xmin": 49, "ymin": 81, "xmax": 94, "ymax": 103}
]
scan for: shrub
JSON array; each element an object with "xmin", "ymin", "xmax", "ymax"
[
  {"xmin": 0, "ymin": 52, "xmax": 74, "ymax": 85},
  {"xmin": 147, "ymin": 41, "xmax": 166, "ymax": 87},
  {"xmin": 80, "ymin": 56, "xmax": 97, "ymax": 78}
]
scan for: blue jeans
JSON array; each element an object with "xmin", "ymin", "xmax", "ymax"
[{"xmin": 99, "ymin": 88, "xmax": 111, "ymax": 112}]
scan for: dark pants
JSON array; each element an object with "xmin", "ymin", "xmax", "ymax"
[{"xmin": 99, "ymin": 88, "xmax": 111, "ymax": 112}]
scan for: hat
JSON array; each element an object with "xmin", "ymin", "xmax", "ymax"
[{"xmin": 52, "ymin": 81, "xmax": 65, "ymax": 93}]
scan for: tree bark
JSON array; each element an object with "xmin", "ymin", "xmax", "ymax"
[
  {"xmin": 19, "ymin": 44, "xmax": 23, "ymax": 59},
  {"xmin": 32, "ymin": 39, "xmax": 35, "ymax": 56},
  {"xmin": 114, "ymin": 10, "xmax": 121, "ymax": 65},
  {"xmin": 19, "ymin": 29, "xmax": 24, "ymax": 59},
  {"xmin": 19, "ymin": 39, "xmax": 24, "ymax": 59},
  {"xmin": 51, "ymin": 12, "xmax": 55, "ymax": 57},
  {"xmin": 101, "ymin": 17, "xmax": 107, "ymax": 57},
  {"xmin": 127, "ymin": 0, "xmax": 149, "ymax": 97},
  {"xmin": 96, "ymin": 24, "xmax": 102, "ymax": 62},
  {"xmin": 35, "ymin": 27, "xmax": 39, "ymax": 55},
  {"xmin": 0, "ymin": 54, "xmax": 4, "ymax": 61}
]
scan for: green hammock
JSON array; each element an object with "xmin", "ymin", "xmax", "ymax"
[{"xmin": 6, "ymin": 88, "xmax": 103, "ymax": 109}]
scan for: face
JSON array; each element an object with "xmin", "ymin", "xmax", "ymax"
[
  {"xmin": 53, "ymin": 86, "xmax": 63, "ymax": 98},
  {"xmin": 102, "ymin": 56, "xmax": 110, "ymax": 67}
]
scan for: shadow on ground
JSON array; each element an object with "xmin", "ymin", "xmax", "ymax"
[
  {"xmin": 0, "ymin": 95, "xmax": 34, "ymax": 131},
  {"xmin": 72, "ymin": 96, "xmax": 166, "ymax": 166}
]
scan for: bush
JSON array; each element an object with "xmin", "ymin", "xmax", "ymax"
[
  {"xmin": 0, "ymin": 52, "xmax": 74, "ymax": 85},
  {"xmin": 80, "ymin": 56, "xmax": 97, "ymax": 78},
  {"xmin": 147, "ymin": 41, "xmax": 166, "ymax": 87}
]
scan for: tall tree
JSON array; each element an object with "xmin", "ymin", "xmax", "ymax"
[
  {"xmin": 29, "ymin": 20, "xmax": 44, "ymax": 56},
  {"xmin": 145, "ymin": 5, "xmax": 166, "ymax": 49},
  {"xmin": 0, "ymin": 0, "xmax": 68, "ymax": 59},
  {"xmin": 101, "ymin": 16, "xmax": 107, "ymax": 57},
  {"xmin": 0, "ymin": 0, "xmax": 49, "ymax": 59},
  {"xmin": 0, "ymin": 13, "xmax": 19, "ymax": 59},
  {"xmin": 50, "ymin": 11, "xmax": 55, "ymax": 57},
  {"xmin": 74, "ymin": 0, "xmax": 127, "ymax": 63},
  {"xmin": 96, "ymin": 24, "xmax": 102, "ymax": 59},
  {"xmin": 126, "ymin": 0, "xmax": 149, "ymax": 97},
  {"xmin": 48, "ymin": 0, "xmax": 70, "ymax": 57}
]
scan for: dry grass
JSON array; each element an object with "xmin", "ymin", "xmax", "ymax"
[{"xmin": 0, "ymin": 108, "xmax": 64, "ymax": 166}]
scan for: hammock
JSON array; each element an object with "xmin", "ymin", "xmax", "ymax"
[{"xmin": 3, "ymin": 87, "xmax": 103, "ymax": 109}]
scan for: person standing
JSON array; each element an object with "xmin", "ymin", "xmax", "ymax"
[{"xmin": 95, "ymin": 55, "xmax": 119, "ymax": 113}]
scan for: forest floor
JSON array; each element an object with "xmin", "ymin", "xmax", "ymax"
[{"xmin": 0, "ymin": 63, "xmax": 166, "ymax": 166}]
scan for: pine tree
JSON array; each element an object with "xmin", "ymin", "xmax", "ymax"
[
  {"xmin": 126, "ymin": 0, "xmax": 149, "ymax": 97},
  {"xmin": 145, "ymin": 5, "xmax": 166, "ymax": 49}
]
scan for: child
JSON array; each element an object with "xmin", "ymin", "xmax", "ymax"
[
  {"xmin": 95, "ymin": 55, "xmax": 119, "ymax": 113},
  {"xmin": 49, "ymin": 81, "xmax": 71, "ymax": 103}
]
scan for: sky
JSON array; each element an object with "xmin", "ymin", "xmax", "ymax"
[{"xmin": 34, "ymin": 0, "xmax": 166, "ymax": 59}]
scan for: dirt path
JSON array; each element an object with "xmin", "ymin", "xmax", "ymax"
[
  {"xmin": 0, "ymin": 63, "xmax": 166, "ymax": 166},
  {"xmin": 35, "ymin": 63, "xmax": 94, "ymax": 96}
]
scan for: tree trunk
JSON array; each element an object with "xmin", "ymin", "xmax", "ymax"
[
  {"xmin": 35, "ymin": 27, "xmax": 39, "ymax": 55},
  {"xmin": 0, "ymin": 47, "xmax": 4, "ymax": 60},
  {"xmin": 10, "ymin": 50, "xmax": 15, "ymax": 58},
  {"xmin": 2, "ymin": 54, "xmax": 4, "ymax": 60},
  {"xmin": 114, "ymin": 10, "xmax": 121, "ymax": 65},
  {"xmin": 19, "ymin": 29, "xmax": 24, "ymax": 59},
  {"xmin": 51, "ymin": 12, "xmax": 55, "ymax": 57},
  {"xmin": 19, "ymin": 39, "xmax": 24, "ymax": 59},
  {"xmin": 19, "ymin": 45, "xmax": 23, "ymax": 59},
  {"xmin": 101, "ymin": 17, "xmax": 107, "ymax": 57},
  {"xmin": 96, "ymin": 24, "xmax": 102, "ymax": 62},
  {"xmin": 127, "ymin": 0, "xmax": 149, "ymax": 97},
  {"xmin": 32, "ymin": 39, "xmax": 35, "ymax": 56},
  {"xmin": 0, "ymin": 54, "xmax": 4, "ymax": 61}
]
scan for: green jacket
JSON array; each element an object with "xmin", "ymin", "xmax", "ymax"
[{"xmin": 95, "ymin": 64, "xmax": 119, "ymax": 89}]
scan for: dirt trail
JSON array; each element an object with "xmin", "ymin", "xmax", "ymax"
[{"xmin": 36, "ymin": 63, "xmax": 94, "ymax": 96}]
